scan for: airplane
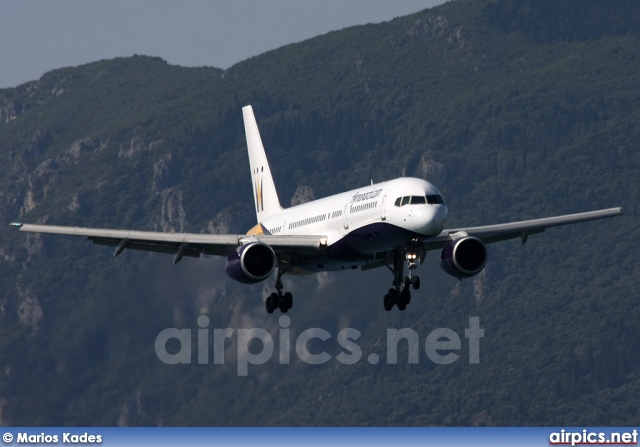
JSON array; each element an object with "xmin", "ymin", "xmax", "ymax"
[{"xmin": 11, "ymin": 105, "xmax": 623, "ymax": 313}]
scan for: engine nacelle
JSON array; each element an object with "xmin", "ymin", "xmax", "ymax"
[
  {"xmin": 439, "ymin": 236, "xmax": 487, "ymax": 279},
  {"xmin": 225, "ymin": 242, "xmax": 277, "ymax": 284}
]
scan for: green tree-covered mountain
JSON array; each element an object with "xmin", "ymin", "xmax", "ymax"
[{"xmin": 0, "ymin": 0, "xmax": 638, "ymax": 425}]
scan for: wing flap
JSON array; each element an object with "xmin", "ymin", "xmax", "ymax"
[
  {"xmin": 91, "ymin": 237, "xmax": 202, "ymax": 258},
  {"xmin": 239, "ymin": 235, "xmax": 328, "ymax": 256}
]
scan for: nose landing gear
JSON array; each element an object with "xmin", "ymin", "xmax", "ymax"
[{"xmin": 383, "ymin": 247, "xmax": 421, "ymax": 311}]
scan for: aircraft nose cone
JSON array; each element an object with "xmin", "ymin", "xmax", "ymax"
[{"xmin": 413, "ymin": 205, "xmax": 447, "ymax": 235}]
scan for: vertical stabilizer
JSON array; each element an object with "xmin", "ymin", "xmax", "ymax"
[{"xmin": 242, "ymin": 105, "xmax": 284, "ymax": 223}]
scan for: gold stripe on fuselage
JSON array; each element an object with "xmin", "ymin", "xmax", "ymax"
[{"xmin": 246, "ymin": 223, "xmax": 267, "ymax": 236}]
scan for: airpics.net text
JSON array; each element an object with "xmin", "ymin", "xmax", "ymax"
[{"xmin": 155, "ymin": 316, "xmax": 484, "ymax": 376}]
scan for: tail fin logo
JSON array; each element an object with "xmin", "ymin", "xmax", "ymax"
[{"xmin": 254, "ymin": 177, "xmax": 264, "ymax": 213}]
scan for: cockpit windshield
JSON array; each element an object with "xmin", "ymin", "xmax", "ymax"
[
  {"xmin": 394, "ymin": 195, "xmax": 445, "ymax": 207},
  {"xmin": 427, "ymin": 194, "xmax": 445, "ymax": 205}
]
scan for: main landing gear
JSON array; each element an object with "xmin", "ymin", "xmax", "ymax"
[
  {"xmin": 383, "ymin": 248, "xmax": 421, "ymax": 311},
  {"xmin": 265, "ymin": 265, "xmax": 293, "ymax": 314}
]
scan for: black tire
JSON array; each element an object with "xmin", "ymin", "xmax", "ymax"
[
  {"xmin": 266, "ymin": 296, "xmax": 274, "ymax": 314},
  {"xmin": 402, "ymin": 288, "xmax": 411, "ymax": 305},
  {"xmin": 284, "ymin": 292, "xmax": 293, "ymax": 310},
  {"xmin": 412, "ymin": 276, "xmax": 421, "ymax": 290},
  {"xmin": 397, "ymin": 301, "xmax": 407, "ymax": 311},
  {"xmin": 388, "ymin": 288, "xmax": 398, "ymax": 305},
  {"xmin": 403, "ymin": 276, "xmax": 410, "ymax": 289},
  {"xmin": 383, "ymin": 294, "xmax": 393, "ymax": 311}
]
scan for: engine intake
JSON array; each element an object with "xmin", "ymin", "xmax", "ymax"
[
  {"xmin": 439, "ymin": 236, "xmax": 487, "ymax": 279},
  {"xmin": 225, "ymin": 242, "xmax": 277, "ymax": 284}
]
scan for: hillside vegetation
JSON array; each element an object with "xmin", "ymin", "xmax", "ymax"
[{"xmin": 0, "ymin": 0, "xmax": 638, "ymax": 425}]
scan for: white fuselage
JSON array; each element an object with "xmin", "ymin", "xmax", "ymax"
[{"xmin": 258, "ymin": 177, "xmax": 448, "ymax": 272}]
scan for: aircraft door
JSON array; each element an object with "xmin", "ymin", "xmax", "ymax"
[
  {"xmin": 342, "ymin": 203, "xmax": 349, "ymax": 230},
  {"xmin": 380, "ymin": 192, "xmax": 387, "ymax": 221}
]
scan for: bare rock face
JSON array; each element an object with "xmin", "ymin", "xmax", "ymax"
[
  {"xmin": 0, "ymin": 100, "xmax": 22, "ymax": 123},
  {"xmin": 67, "ymin": 137, "xmax": 106, "ymax": 158},
  {"xmin": 291, "ymin": 185, "xmax": 316, "ymax": 206},
  {"xmin": 11, "ymin": 136, "xmax": 108, "ymax": 218},
  {"xmin": 401, "ymin": 15, "xmax": 466, "ymax": 49},
  {"xmin": 67, "ymin": 194, "xmax": 80, "ymax": 212},
  {"xmin": 159, "ymin": 188, "xmax": 186, "ymax": 233},
  {"xmin": 207, "ymin": 210, "xmax": 233, "ymax": 234},
  {"xmin": 117, "ymin": 391, "xmax": 145, "ymax": 427},
  {"xmin": 118, "ymin": 132, "xmax": 164, "ymax": 158},
  {"xmin": 152, "ymin": 153, "xmax": 174, "ymax": 193},
  {"xmin": 20, "ymin": 190, "xmax": 36, "ymax": 215},
  {"xmin": 415, "ymin": 153, "xmax": 448, "ymax": 185},
  {"xmin": 16, "ymin": 286, "xmax": 43, "ymax": 328}
]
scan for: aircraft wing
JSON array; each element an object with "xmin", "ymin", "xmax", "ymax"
[
  {"xmin": 9, "ymin": 223, "xmax": 328, "ymax": 263},
  {"xmin": 424, "ymin": 207, "xmax": 623, "ymax": 249}
]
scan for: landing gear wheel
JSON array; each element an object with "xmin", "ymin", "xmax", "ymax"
[
  {"xmin": 411, "ymin": 276, "xmax": 420, "ymax": 290},
  {"xmin": 400, "ymin": 288, "xmax": 411, "ymax": 308},
  {"xmin": 266, "ymin": 293, "xmax": 277, "ymax": 314},
  {"xmin": 284, "ymin": 292, "xmax": 293, "ymax": 310},
  {"xmin": 383, "ymin": 288, "xmax": 399, "ymax": 311},
  {"xmin": 383, "ymin": 294, "xmax": 393, "ymax": 311},
  {"xmin": 402, "ymin": 276, "xmax": 412, "ymax": 303},
  {"xmin": 388, "ymin": 288, "xmax": 398, "ymax": 305},
  {"xmin": 265, "ymin": 262, "xmax": 295, "ymax": 314},
  {"xmin": 276, "ymin": 292, "xmax": 292, "ymax": 313},
  {"xmin": 276, "ymin": 295, "xmax": 285, "ymax": 313}
]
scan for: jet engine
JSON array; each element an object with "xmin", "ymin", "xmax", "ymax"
[
  {"xmin": 439, "ymin": 236, "xmax": 487, "ymax": 279},
  {"xmin": 225, "ymin": 242, "xmax": 277, "ymax": 284}
]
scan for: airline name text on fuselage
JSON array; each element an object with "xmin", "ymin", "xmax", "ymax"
[{"xmin": 350, "ymin": 189, "xmax": 382, "ymax": 204}]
